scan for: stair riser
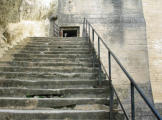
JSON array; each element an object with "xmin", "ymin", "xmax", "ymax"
[
  {"xmin": 21, "ymin": 43, "xmax": 89, "ymax": 46},
  {"xmin": 27, "ymin": 41, "xmax": 89, "ymax": 45},
  {"xmin": 0, "ymin": 72, "xmax": 105, "ymax": 80},
  {"xmin": 13, "ymin": 54, "xmax": 93, "ymax": 58},
  {"xmin": 0, "ymin": 99, "xmax": 108, "ymax": 109},
  {"xmin": 15, "ymin": 48, "xmax": 90, "ymax": 52},
  {"xmin": 0, "ymin": 67, "xmax": 98, "ymax": 73},
  {"xmin": 28, "ymin": 39, "xmax": 88, "ymax": 43},
  {"xmin": 29, "ymin": 37, "xmax": 87, "ymax": 41},
  {"xmin": 15, "ymin": 45, "xmax": 90, "ymax": 49},
  {"xmin": 0, "ymin": 111, "xmax": 109, "ymax": 120},
  {"xmin": 17, "ymin": 51, "xmax": 91, "ymax": 55},
  {"xmin": 8, "ymin": 58, "xmax": 96, "ymax": 63},
  {"xmin": 0, "ymin": 80, "xmax": 109, "ymax": 89},
  {"xmin": 0, "ymin": 62, "xmax": 99, "ymax": 67},
  {"xmin": 0, "ymin": 88, "xmax": 109, "ymax": 98},
  {"xmin": 23, "ymin": 41, "xmax": 89, "ymax": 45},
  {"xmin": 28, "ymin": 38, "xmax": 87, "ymax": 41}
]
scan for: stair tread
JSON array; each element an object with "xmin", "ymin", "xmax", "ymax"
[
  {"xmin": 0, "ymin": 79, "xmax": 103, "ymax": 82},
  {"xmin": 0, "ymin": 109, "xmax": 109, "ymax": 113},
  {"xmin": 0, "ymin": 97, "xmax": 107, "ymax": 100},
  {"xmin": 0, "ymin": 87, "xmax": 107, "ymax": 90}
]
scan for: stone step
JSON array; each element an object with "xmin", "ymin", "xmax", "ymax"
[
  {"xmin": 24, "ymin": 40, "xmax": 89, "ymax": 45},
  {"xmin": 14, "ymin": 48, "xmax": 90, "ymax": 52},
  {"xmin": 0, "ymin": 72, "xmax": 105, "ymax": 80},
  {"xmin": 0, "ymin": 61, "xmax": 99, "ymax": 67},
  {"xmin": 28, "ymin": 37, "xmax": 87, "ymax": 41},
  {"xmin": 16, "ymin": 44, "xmax": 90, "ymax": 48},
  {"xmin": 23, "ymin": 42, "xmax": 89, "ymax": 46},
  {"xmin": 0, "ymin": 79, "xmax": 108, "ymax": 89},
  {"xmin": 17, "ymin": 51, "xmax": 91, "ymax": 55},
  {"xmin": 0, "ymin": 66, "xmax": 99, "ymax": 73},
  {"xmin": 15, "ymin": 45, "xmax": 90, "ymax": 49},
  {"xmin": 10, "ymin": 58, "xmax": 96, "ymax": 63},
  {"xmin": 0, "ymin": 109, "xmax": 109, "ymax": 120},
  {"xmin": 0, "ymin": 87, "xmax": 109, "ymax": 98},
  {"xmin": 0, "ymin": 97, "xmax": 109, "ymax": 109},
  {"xmin": 27, "ymin": 41, "xmax": 89, "ymax": 45},
  {"xmin": 12, "ymin": 53, "xmax": 93, "ymax": 59}
]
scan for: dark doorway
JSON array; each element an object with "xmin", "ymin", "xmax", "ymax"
[
  {"xmin": 63, "ymin": 30, "xmax": 77, "ymax": 37},
  {"xmin": 60, "ymin": 26, "xmax": 80, "ymax": 37}
]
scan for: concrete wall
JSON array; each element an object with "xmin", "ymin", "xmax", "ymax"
[
  {"xmin": 142, "ymin": 0, "xmax": 162, "ymax": 104},
  {"xmin": 57, "ymin": 0, "xmax": 154, "ymax": 119},
  {"xmin": 142, "ymin": 0, "xmax": 162, "ymax": 116}
]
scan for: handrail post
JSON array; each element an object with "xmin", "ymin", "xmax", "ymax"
[
  {"xmin": 83, "ymin": 18, "xmax": 86, "ymax": 37},
  {"xmin": 108, "ymin": 51, "xmax": 111, "ymax": 82},
  {"xmin": 92, "ymin": 29, "xmax": 95, "ymax": 68},
  {"xmin": 88, "ymin": 24, "xmax": 90, "ymax": 45},
  {"xmin": 109, "ymin": 51, "xmax": 114, "ymax": 120},
  {"xmin": 86, "ymin": 20, "xmax": 87, "ymax": 37},
  {"xmin": 98, "ymin": 37, "xmax": 101, "ymax": 86},
  {"xmin": 131, "ymin": 83, "xmax": 135, "ymax": 120}
]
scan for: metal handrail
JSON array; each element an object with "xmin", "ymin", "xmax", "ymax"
[
  {"xmin": 53, "ymin": 22, "xmax": 60, "ymax": 37},
  {"xmin": 83, "ymin": 18, "xmax": 162, "ymax": 120}
]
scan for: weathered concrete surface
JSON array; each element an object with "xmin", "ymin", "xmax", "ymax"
[
  {"xmin": 142, "ymin": 0, "xmax": 162, "ymax": 104},
  {"xmin": 0, "ymin": 37, "xmax": 119, "ymax": 120},
  {"xmin": 57, "ymin": 0, "xmax": 154, "ymax": 119}
]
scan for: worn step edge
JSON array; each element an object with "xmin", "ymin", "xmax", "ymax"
[
  {"xmin": 12, "ymin": 54, "xmax": 93, "ymax": 58},
  {"xmin": 0, "ymin": 109, "xmax": 109, "ymax": 114},
  {"xmin": 0, "ymin": 79, "xmax": 108, "ymax": 88},
  {"xmin": 0, "ymin": 109, "xmax": 109, "ymax": 119},
  {"xmin": 0, "ymin": 66, "xmax": 98, "ymax": 70},
  {"xmin": 12, "ymin": 53, "xmax": 93, "ymax": 56},
  {"xmin": 11, "ymin": 57, "xmax": 96, "ymax": 61},
  {"xmin": 0, "ymin": 67, "xmax": 99, "ymax": 73},
  {"xmin": 14, "ymin": 48, "xmax": 90, "ymax": 51},
  {"xmin": 16, "ymin": 44, "xmax": 90, "ymax": 47},
  {"xmin": 4, "ymin": 58, "xmax": 96, "ymax": 61},
  {"xmin": 17, "ymin": 51, "xmax": 91, "ymax": 54},
  {"xmin": 0, "ymin": 97, "xmax": 109, "ymax": 109},
  {"xmin": 14, "ymin": 46, "xmax": 90, "ymax": 49},
  {"xmin": 0, "ymin": 62, "xmax": 98, "ymax": 65},
  {"xmin": 0, "ymin": 63, "xmax": 99, "ymax": 68},
  {"xmin": 27, "ymin": 39, "xmax": 88, "ymax": 43},
  {"xmin": 12, "ymin": 48, "xmax": 90, "ymax": 51},
  {"xmin": 0, "ymin": 79, "xmax": 107, "ymax": 86},
  {"xmin": 0, "ymin": 72, "xmax": 104, "ymax": 79},
  {"xmin": 0, "ymin": 71, "xmax": 100, "ymax": 75},
  {"xmin": 24, "ymin": 41, "xmax": 89, "ymax": 44},
  {"xmin": 28, "ymin": 37, "xmax": 87, "ymax": 40},
  {"xmin": 0, "ymin": 87, "xmax": 109, "ymax": 97},
  {"xmin": 21, "ymin": 43, "xmax": 90, "ymax": 46},
  {"xmin": 0, "ymin": 87, "xmax": 108, "ymax": 91},
  {"xmin": 0, "ymin": 79, "xmax": 103, "ymax": 82},
  {"xmin": 27, "ymin": 39, "xmax": 88, "ymax": 42}
]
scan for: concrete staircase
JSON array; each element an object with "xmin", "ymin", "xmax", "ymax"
[{"xmin": 0, "ymin": 37, "xmax": 120, "ymax": 120}]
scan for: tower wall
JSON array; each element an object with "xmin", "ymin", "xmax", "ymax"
[{"xmin": 57, "ymin": 0, "xmax": 154, "ymax": 119}]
